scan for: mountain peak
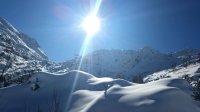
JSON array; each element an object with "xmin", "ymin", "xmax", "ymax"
[
  {"xmin": 0, "ymin": 17, "xmax": 19, "ymax": 34},
  {"xmin": 0, "ymin": 17, "xmax": 47, "ymax": 60}
]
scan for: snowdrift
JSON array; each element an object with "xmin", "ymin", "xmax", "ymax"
[{"xmin": 0, "ymin": 71, "xmax": 199, "ymax": 112}]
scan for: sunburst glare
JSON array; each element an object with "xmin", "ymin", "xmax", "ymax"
[
  {"xmin": 65, "ymin": 0, "xmax": 102, "ymax": 111},
  {"xmin": 82, "ymin": 14, "xmax": 101, "ymax": 37}
]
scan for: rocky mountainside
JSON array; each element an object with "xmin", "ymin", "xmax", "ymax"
[
  {"xmin": 0, "ymin": 17, "xmax": 47, "ymax": 60},
  {"xmin": 0, "ymin": 17, "xmax": 71, "ymax": 87},
  {"xmin": 63, "ymin": 47, "xmax": 200, "ymax": 82},
  {"xmin": 0, "ymin": 17, "xmax": 50, "ymax": 87},
  {"xmin": 174, "ymin": 48, "xmax": 200, "ymax": 60}
]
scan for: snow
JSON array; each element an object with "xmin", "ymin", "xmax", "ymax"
[
  {"xmin": 0, "ymin": 17, "xmax": 55, "ymax": 84},
  {"xmin": 64, "ymin": 48, "xmax": 182, "ymax": 81},
  {"xmin": 70, "ymin": 78, "xmax": 200, "ymax": 112},
  {"xmin": 144, "ymin": 63, "xmax": 200, "ymax": 82},
  {"xmin": 19, "ymin": 33, "xmax": 48, "ymax": 60},
  {"xmin": 0, "ymin": 17, "xmax": 200, "ymax": 112},
  {"xmin": 174, "ymin": 48, "xmax": 200, "ymax": 58},
  {"xmin": 0, "ymin": 71, "xmax": 199, "ymax": 112},
  {"xmin": 1, "ymin": 16, "xmax": 199, "ymax": 83},
  {"xmin": 0, "ymin": 17, "xmax": 19, "ymax": 34},
  {"xmin": 0, "ymin": 17, "xmax": 47, "ymax": 62}
]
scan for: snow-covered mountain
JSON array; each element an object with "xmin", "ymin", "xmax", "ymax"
[
  {"xmin": 19, "ymin": 33, "xmax": 48, "ymax": 60},
  {"xmin": 174, "ymin": 48, "xmax": 200, "ymax": 58},
  {"xmin": 63, "ymin": 47, "xmax": 200, "ymax": 82},
  {"xmin": 0, "ymin": 17, "xmax": 47, "ymax": 60},
  {"xmin": 0, "ymin": 17, "xmax": 49, "ymax": 86},
  {"xmin": 1, "ymin": 16, "xmax": 200, "ymax": 86},
  {"xmin": 144, "ymin": 59, "xmax": 200, "ymax": 83},
  {"xmin": 0, "ymin": 17, "xmax": 72, "ymax": 87}
]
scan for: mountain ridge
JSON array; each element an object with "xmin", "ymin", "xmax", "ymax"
[
  {"xmin": 61, "ymin": 47, "xmax": 200, "ymax": 82},
  {"xmin": 0, "ymin": 16, "xmax": 200, "ymax": 86}
]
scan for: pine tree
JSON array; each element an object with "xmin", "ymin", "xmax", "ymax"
[
  {"xmin": 0, "ymin": 34, "xmax": 14, "ymax": 87},
  {"xmin": 193, "ymin": 80, "xmax": 200, "ymax": 101},
  {"xmin": 132, "ymin": 75, "xmax": 143, "ymax": 83},
  {"xmin": 198, "ymin": 53, "xmax": 200, "ymax": 63}
]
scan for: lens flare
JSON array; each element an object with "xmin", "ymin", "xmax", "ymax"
[
  {"xmin": 65, "ymin": 0, "xmax": 102, "ymax": 111},
  {"xmin": 82, "ymin": 15, "xmax": 101, "ymax": 36}
]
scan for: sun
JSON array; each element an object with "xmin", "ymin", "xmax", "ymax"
[{"xmin": 82, "ymin": 15, "xmax": 101, "ymax": 36}]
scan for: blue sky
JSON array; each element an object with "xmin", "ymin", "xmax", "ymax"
[{"xmin": 0, "ymin": 0, "xmax": 200, "ymax": 62}]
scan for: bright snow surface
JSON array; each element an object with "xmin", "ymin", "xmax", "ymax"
[
  {"xmin": 0, "ymin": 70, "xmax": 199, "ymax": 112},
  {"xmin": 144, "ymin": 62, "xmax": 200, "ymax": 83}
]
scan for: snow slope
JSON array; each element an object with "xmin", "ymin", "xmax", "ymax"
[
  {"xmin": 0, "ymin": 71, "xmax": 199, "ymax": 112},
  {"xmin": 144, "ymin": 62, "xmax": 200, "ymax": 83},
  {"xmin": 70, "ymin": 78, "xmax": 199, "ymax": 112},
  {"xmin": 174, "ymin": 48, "xmax": 200, "ymax": 59},
  {"xmin": 19, "ymin": 33, "xmax": 48, "ymax": 60},
  {"xmin": 63, "ymin": 47, "xmax": 200, "ymax": 82},
  {"xmin": 0, "ymin": 17, "xmax": 72, "ymax": 78},
  {"xmin": 0, "ymin": 17, "xmax": 47, "ymax": 61},
  {"xmin": 0, "ymin": 17, "xmax": 68, "ymax": 86},
  {"xmin": 63, "ymin": 47, "xmax": 183, "ymax": 81},
  {"xmin": 0, "ymin": 17, "xmax": 50, "ymax": 85}
]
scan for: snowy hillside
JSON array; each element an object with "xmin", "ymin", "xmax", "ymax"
[
  {"xmin": 0, "ymin": 17, "xmax": 71, "ymax": 87},
  {"xmin": 19, "ymin": 33, "xmax": 48, "ymax": 60},
  {"xmin": 144, "ymin": 61, "xmax": 200, "ymax": 83},
  {"xmin": 0, "ymin": 71, "xmax": 199, "ymax": 112},
  {"xmin": 63, "ymin": 47, "xmax": 200, "ymax": 81},
  {"xmin": 0, "ymin": 17, "xmax": 51, "ymax": 87},
  {"xmin": 0, "ymin": 17, "xmax": 47, "ymax": 60},
  {"xmin": 174, "ymin": 48, "xmax": 200, "ymax": 59}
]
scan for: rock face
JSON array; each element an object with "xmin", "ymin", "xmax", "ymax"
[
  {"xmin": 19, "ymin": 33, "xmax": 48, "ymax": 60},
  {"xmin": 0, "ymin": 18, "xmax": 47, "ymax": 60},
  {"xmin": 0, "ymin": 17, "xmax": 47, "ymax": 60},
  {"xmin": 62, "ymin": 47, "xmax": 200, "ymax": 81},
  {"xmin": 0, "ymin": 17, "xmax": 48, "ymax": 86},
  {"xmin": 62, "ymin": 48, "xmax": 178, "ymax": 81}
]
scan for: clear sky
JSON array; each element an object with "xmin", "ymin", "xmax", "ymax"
[{"xmin": 0, "ymin": 0, "xmax": 200, "ymax": 62}]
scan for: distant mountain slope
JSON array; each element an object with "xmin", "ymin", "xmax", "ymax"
[
  {"xmin": 62, "ymin": 47, "xmax": 200, "ymax": 82},
  {"xmin": 144, "ymin": 60, "xmax": 200, "ymax": 83},
  {"xmin": 63, "ymin": 48, "xmax": 178, "ymax": 81},
  {"xmin": 19, "ymin": 33, "xmax": 48, "ymax": 59},
  {"xmin": 174, "ymin": 48, "xmax": 200, "ymax": 58}
]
